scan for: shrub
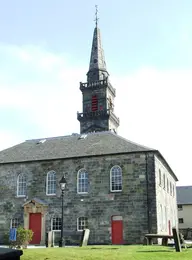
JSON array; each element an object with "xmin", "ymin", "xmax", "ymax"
[{"xmin": 9, "ymin": 227, "xmax": 33, "ymax": 249}]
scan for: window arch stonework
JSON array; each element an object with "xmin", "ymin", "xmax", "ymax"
[
  {"xmin": 77, "ymin": 169, "xmax": 89, "ymax": 194},
  {"xmin": 46, "ymin": 171, "xmax": 56, "ymax": 195},
  {"xmin": 110, "ymin": 165, "xmax": 122, "ymax": 192}
]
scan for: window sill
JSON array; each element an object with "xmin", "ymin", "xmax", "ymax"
[
  {"xmin": 46, "ymin": 194, "xmax": 56, "ymax": 196},
  {"xmin": 110, "ymin": 190, "xmax": 122, "ymax": 193},
  {"xmin": 16, "ymin": 195, "xmax": 26, "ymax": 198}
]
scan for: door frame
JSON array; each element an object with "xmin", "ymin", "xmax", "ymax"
[{"xmin": 23, "ymin": 198, "xmax": 48, "ymax": 245}]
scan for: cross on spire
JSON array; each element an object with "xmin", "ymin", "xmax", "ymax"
[{"xmin": 94, "ymin": 5, "xmax": 99, "ymax": 27}]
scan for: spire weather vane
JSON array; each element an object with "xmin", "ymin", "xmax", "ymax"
[{"xmin": 94, "ymin": 5, "xmax": 99, "ymax": 27}]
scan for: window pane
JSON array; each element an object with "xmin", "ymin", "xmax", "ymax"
[
  {"xmin": 52, "ymin": 217, "xmax": 61, "ymax": 230},
  {"xmin": 11, "ymin": 218, "xmax": 20, "ymax": 228},
  {"xmin": 78, "ymin": 217, "xmax": 88, "ymax": 231},
  {"xmin": 47, "ymin": 171, "xmax": 56, "ymax": 195},
  {"xmin": 17, "ymin": 174, "xmax": 26, "ymax": 196},
  {"xmin": 178, "ymin": 218, "xmax": 184, "ymax": 224},
  {"xmin": 110, "ymin": 166, "xmax": 122, "ymax": 191},
  {"xmin": 77, "ymin": 169, "xmax": 88, "ymax": 193}
]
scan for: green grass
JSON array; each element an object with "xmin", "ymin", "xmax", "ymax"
[{"xmin": 20, "ymin": 245, "xmax": 192, "ymax": 260}]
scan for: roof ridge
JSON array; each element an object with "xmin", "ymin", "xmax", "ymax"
[
  {"xmin": 25, "ymin": 135, "xmax": 76, "ymax": 142},
  {"xmin": 25, "ymin": 131, "xmax": 114, "ymax": 142}
]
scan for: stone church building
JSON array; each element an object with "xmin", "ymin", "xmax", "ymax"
[{"xmin": 0, "ymin": 22, "xmax": 178, "ymax": 245}]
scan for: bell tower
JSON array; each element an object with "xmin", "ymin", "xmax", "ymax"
[{"xmin": 77, "ymin": 7, "xmax": 119, "ymax": 134}]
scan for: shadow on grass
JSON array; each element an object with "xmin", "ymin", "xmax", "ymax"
[
  {"xmin": 137, "ymin": 250, "xmax": 173, "ymax": 253},
  {"xmin": 91, "ymin": 248, "xmax": 119, "ymax": 250}
]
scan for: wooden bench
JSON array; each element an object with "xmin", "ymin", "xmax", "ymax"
[{"xmin": 144, "ymin": 234, "xmax": 173, "ymax": 246}]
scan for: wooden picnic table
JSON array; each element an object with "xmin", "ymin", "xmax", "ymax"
[{"xmin": 144, "ymin": 234, "xmax": 174, "ymax": 246}]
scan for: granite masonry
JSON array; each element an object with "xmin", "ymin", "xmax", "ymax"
[{"xmin": 0, "ymin": 20, "xmax": 178, "ymax": 245}]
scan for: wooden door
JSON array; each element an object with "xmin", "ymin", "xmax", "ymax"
[
  {"xmin": 111, "ymin": 216, "xmax": 123, "ymax": 244},
  {"xmin": 29, "ymin": 213, "xmax": 41, "ymax": 244}
]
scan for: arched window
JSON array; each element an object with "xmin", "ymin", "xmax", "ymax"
[
  {"xmin": 17, "ymin": 173, "xmax": 27, "ymax": 197},
  {"xmin": 163, "ymin": 174, "xmax": 166, "ymax": 189},
  {"xmin": 170, "ymin": 182, "xmax": 172, "ymax": 196},
  {"xmin": 172, "ymin": 184, "xmax": 175, "ymax": 197},
  {"xmin": 46, "ymin": 171, "xmax": 56, "ymax": 195},
  {"xmin": 159, "ymin": 169, "xmax": 161, "ymax": 186},
  {"xmin": 77, "ymin": 169, "xmax": 89, "ymax": 194},
  {"xmin": 110, "ymin": 166, "xmax": 122, "ymax": 192},
  {"xmin": 167, "ymin": 178, "xmax": 169, "ymax": 193}
]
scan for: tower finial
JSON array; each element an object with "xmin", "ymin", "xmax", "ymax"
[{"xmin": 94, "ymin": 5, "xmax": 99, "ymax": 27}]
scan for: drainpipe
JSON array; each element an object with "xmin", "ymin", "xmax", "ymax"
[{"xmin": 145, "ymin": 153, "xmax": 151, "ymax": 233}]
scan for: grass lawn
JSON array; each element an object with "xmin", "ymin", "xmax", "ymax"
[{"xmin": 20, "ymin": 245, "xmax": 192, "ymax": 260}]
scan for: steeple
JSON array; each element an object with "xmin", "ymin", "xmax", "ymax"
[
  {"xmin": 87, "ymin": 5, "xmax": 109, "ymax": 83},
  {"xmin": 77, "ymin": 7, "xmax": 119, "ymax": 134}
]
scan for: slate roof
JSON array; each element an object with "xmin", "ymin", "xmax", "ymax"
[
  {"xmin": 176, "ymin": 186, "xmax": 192, "ymax": 205},
  {"xmin": 0, "ymin": 131, "xmax": 153, "ymax": 163},
  {"xmin": 0, "ymin": 131, "xmax": 178, "ymax": 181}
]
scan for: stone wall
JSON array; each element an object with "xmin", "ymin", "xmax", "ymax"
[
  {"xmin": 80, "ymin": 118, "xmax": 109, "ymax": 134},
  {"xmin": 0, "ymin": 152, "xmax": 157, "ymax": 245},
  {"xmin": 155, "ymin": 155, "xmax": 178, "ymax": 235}
]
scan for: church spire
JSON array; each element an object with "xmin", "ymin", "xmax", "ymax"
[
  {"xmin": 77, "ymin": 7, "xmax": 119, "ymax": 134},
  {"xmin": 87, "ymin": 6, "xmax": 109, "ymax": 83}
]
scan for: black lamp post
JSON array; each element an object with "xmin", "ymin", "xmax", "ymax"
[{"xmin": 59, "ymin": 175, "xmax": 67, "ymax": 247}]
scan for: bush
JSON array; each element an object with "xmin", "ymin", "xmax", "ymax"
[{"xmin": 9, "ymin": 227, "xmax": 33, "ymax": 249}]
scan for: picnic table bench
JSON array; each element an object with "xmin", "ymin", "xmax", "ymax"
[{"xmin": 144, "ymin": 234, "xmax": 173, "ymax": 246}]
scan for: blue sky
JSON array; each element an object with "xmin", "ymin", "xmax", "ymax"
[{"xmin": 0, "ymin": 0, "xmax": 192, "ymax": 185}]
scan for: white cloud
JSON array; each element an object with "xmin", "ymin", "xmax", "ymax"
[
  {"xmin": 112, "ymin": 67, "xmax": 192, "ymax": 186},
  {"xmin": 0, "ymin": 44, "xmax": 191, "ymax": 186},
  {"xmin": 0, "ymin": 44, "xmax": 86, "ymax": 138}
]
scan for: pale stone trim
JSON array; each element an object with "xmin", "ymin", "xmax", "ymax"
[{"xmin": 23, "ymin": 199, "xmax": 48, "ymax": 245}]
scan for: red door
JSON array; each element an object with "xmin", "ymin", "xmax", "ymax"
[
  {"xmin": 29, "ymin": 213, "xmax": 41, "ymax": 244},
  {"xmin": 111, "ymin": 216, "xmax": 123, "ymax": 244}
]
